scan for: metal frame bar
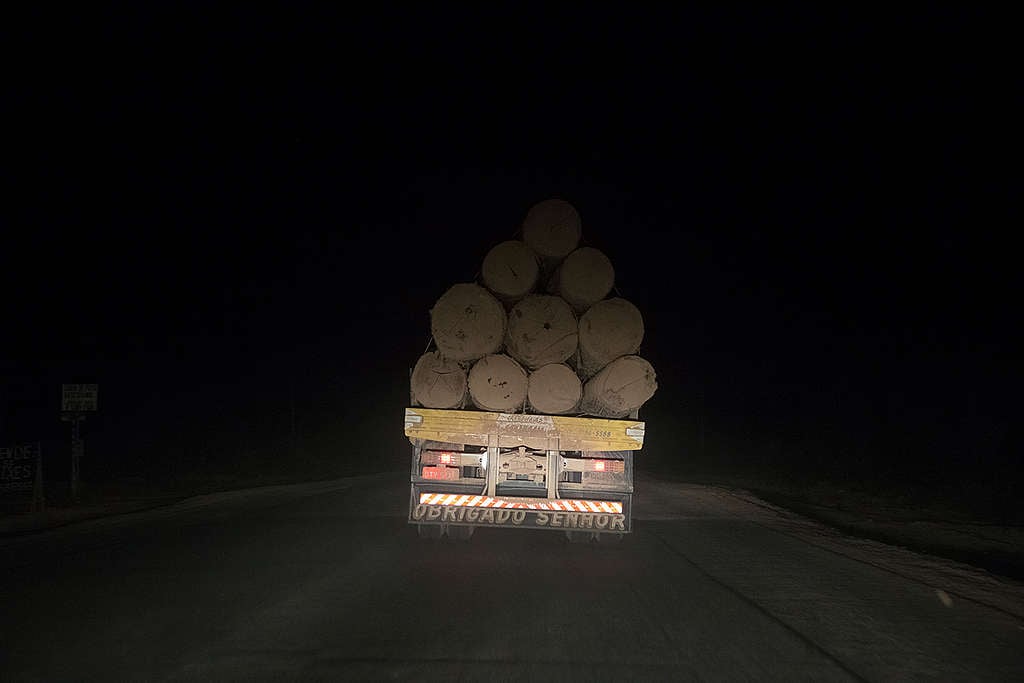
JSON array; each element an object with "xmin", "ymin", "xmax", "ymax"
[
  {"xmin": 546, "ymin": 435, "xmax": 560, "ymax": 499},
  {"xmin": 485, "ymin": 433, "xmax": 499, "ymax": 497}
]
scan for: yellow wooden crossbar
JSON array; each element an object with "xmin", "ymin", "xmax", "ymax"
[{"xmin": 404, "ymin": 407, "xmax": 645, "ymax": 452}]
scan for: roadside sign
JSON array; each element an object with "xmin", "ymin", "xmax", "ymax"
[
  {"xmin": 0, "ymin": 443, "xmax": 41, "ymax": 493},
  {"xmin": 62, "ymin": 384, "xmax": 98, "ymax": 412}
]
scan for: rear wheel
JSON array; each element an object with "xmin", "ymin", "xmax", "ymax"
[
  {"xmin": 417, "ymin": 524, "xmax": 442, "ymax": 540},
  {"xmin": 447, "ymin": 525, "xmax": 475, "ymax": 541}
]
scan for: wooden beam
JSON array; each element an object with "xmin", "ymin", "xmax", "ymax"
[{"xmin": 405, "ymin": 407, "xmax": 645, "ymax": 452}]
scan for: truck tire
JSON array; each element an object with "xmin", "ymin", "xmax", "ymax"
[{"xmin": 447, "ymin": 525, "xmax": 475, "ymax": 541}]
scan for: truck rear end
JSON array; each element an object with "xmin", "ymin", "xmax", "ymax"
[{"xmin": 405, "ymin": 407, "xmax": 645, "ymax": 541}]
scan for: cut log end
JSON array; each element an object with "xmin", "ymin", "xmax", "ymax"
[
  {"xmin": 527, "ymin": 363, "xmax": 582, "ymax": 415},
  {"xmin": 410, "ymin": 352, "xmax": 467, "ymax": 409},
  {"xmin": 430, "ymin": 283, "xmax": 507, "ymax": 361},
  {"xmin": 522, "ymin": 198, "xmax": 582, "ymax": 261},
  {"xmin": 505, "ymin": 295, "xmax": 579, "ymax": 370},
  {"xmin": 578, "ymin": 297, "xmax": 645, "ymax": 378},
  {"xmin": 481, "ymin": 240, "xmax": 540, "ymax": 301},
  {"xmin": 556, "ymin": 247, "xmax": 614, "ymax": 313},
  {"xmin": 467, "ymin": 354, "xmax": 528, "ymax": 412},
  {"xmin": 579, "ymin": 355, "xmax": 657, "ymax": 418}
]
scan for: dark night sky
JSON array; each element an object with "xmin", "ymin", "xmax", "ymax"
[{"xmin": 3, "ymin": 6, "xmax": 1016, "ymax": 483}]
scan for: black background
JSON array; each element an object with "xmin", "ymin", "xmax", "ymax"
[{"xmin": 3, "ymin": 6, "xmax": 1016, "ymax": 498}]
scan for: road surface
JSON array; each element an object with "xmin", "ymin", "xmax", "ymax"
[{"xmin": 2, "ymin": 472, "xmax": 1022, "ymax": 681}]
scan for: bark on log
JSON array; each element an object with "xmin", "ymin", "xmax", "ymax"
[
  {"xmin": 467, "ymin": 354, "xmax": 528, "ymax": 412},
  {"xmin": 430, "ymin": 283, "xmax": 507, "ymax": 361},
  {"xmin": 522, "ymin": 199, "xmax": 582, "ymax": 266},
  {"xmin": 579, "ymin": 355, "xmax": 657, "ymax": 418},
  {"xmin": 481, "ymin": 240, "xmax": 540, "ymax": 303},
  {"xmin": 527, "ymin": 363, "xmax": 582, "ymax": 415},
  {"xmin": 505, "ymin": 295, "xmax": 579, "ymax": 370},
  {"xmin": 550, "ymin": 247, "xmax": 615, "ymax": 314},
  {"xmin": 578, "ymin": 297, "xmax": 645, "ymax": 378},
  {"xmin": 410, "ymin": 351, "xmax": 468, "ymax": 409}
]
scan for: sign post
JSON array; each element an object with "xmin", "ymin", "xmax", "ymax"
[{"xmin": 61, "ymin": 384, "xmax": 98, "ymax": 503}]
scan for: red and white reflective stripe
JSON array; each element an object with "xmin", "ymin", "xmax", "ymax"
[{"xmin": 418, "ymin": 493, "xmax": 622, "ymax": 513}]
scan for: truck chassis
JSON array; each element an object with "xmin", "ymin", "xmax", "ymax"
[{"xmin": 405, "ymin": 408, "xmax": 644, "ymax": 542}]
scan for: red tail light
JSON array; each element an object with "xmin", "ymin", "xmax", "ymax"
[
  {"xmin": 421, "ymin": 450, "xmax": 459, "ymax": 466},
  {"xmin": 586, "ymin": 459, "xmax": 624, "ymax": 473}
]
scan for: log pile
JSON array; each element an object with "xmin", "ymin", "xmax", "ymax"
[{"xmin": 409, "ymin": 198, "xmax": 657, "ymax": 419}]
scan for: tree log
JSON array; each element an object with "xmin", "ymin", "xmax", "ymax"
[
  {"xmin": 467, "ymin": 354, "xmax": 528, "ymax": 412},
  {"xmin": 430, "ymin": 283, "xmax": 506, "ymax": 361},
  {"xmin": 550, "ymin": 247, "xmax": 614, "ymax": 314},
  {"xmin": 578, "ymin": 297, "xmax": 645, "ymax": 378},
  {"xmin": 522, "ymin": 198, "xmax": 582, "ymax": 267},
  {"xmin": 527, "ymin": 363, "xmax": 582, "ymax": 415},
  {"xmin": 481, "ymin": 240, "xmax": 540, "ymax": 303},
  {"xmin": 504, "ymin": 295, "xmax": 578, "ymax": 370},
  {"xmin": 410, "ymin": 351, "xmax": 467, "ymax": 409},
  {"xmin": 579, "ymin": 355, "xmax": 657, "ymax": 418}
]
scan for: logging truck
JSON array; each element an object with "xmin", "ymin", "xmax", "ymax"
[{"xmin": 405, "ymin": 406, "xmax": 644, "ymax": 542}]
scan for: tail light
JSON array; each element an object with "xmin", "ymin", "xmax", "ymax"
[
  {"xmin": 587, "ymin": 459, "xmax": 624, "ymax": 473},
  {"xmin": 421, "ymin": 450, "xmax": 459, "ymax": 465}
]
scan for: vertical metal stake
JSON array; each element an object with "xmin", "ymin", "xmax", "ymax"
[
  {"xmin": 486, "ymin": 433, "xmax": 499, "ymax": 498},
  {"xmin": 70, "ymin": 415, "xmax": 82, "ymax": 504},
  {"xmin": 547, "ymin": 436, "xmax": 560, "ymax": 500}
]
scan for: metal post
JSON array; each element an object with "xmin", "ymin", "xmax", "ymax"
[
  {"xmin": 70, "ymin": 415, "xmax": 83, "ymax": 504},
  {"xmin": 546, "ymin": 436, "xmax": 560, "ymax": 500},
  {"xmin": 485, "ymin": 433, "xmax": 498, "ymax": 497}
]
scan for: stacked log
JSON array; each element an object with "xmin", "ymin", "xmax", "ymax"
[
  {"xmin": 505, "ymin": 295, "xmax": 578, "ymax": 370},
  {"xmin": 412, "ymin": 198, "xmax": 658, "ymax": 418},
  {"xmin": 522, "ymin": 198, "xmax": 581, "ymax": 270},
  {"xmin": 528, "ymin": 363, "xmax": 582, "ymax": 414},
  {"xmin": 430, "ymin": 283, "xmax": 506, "ymax": 361},
  {"xmin": 467, "ymin": 354, "xmax": 528, "ymax": 412},
  {"xmin": 578, "ymin": 298, "xmax": 644, "ymax": 379},
  {"xmin": 410, "ymin": 351, "xmax": 467, "ymax": 409},
  {"xmin": 548, "ymin": 247, "xmax": 615, "ymax": 314},
  {"xmin": 578, "ymin": 355, "xmax": 658, "ymax": 418},
  {"xmin": 481, "ymin": 240, "xmax": 539, "ymax": 303}
]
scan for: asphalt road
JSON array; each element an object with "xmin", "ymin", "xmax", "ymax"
[{"xmin": 2, "ymin": 472, "xmax": 1022, "ymax": 681}]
